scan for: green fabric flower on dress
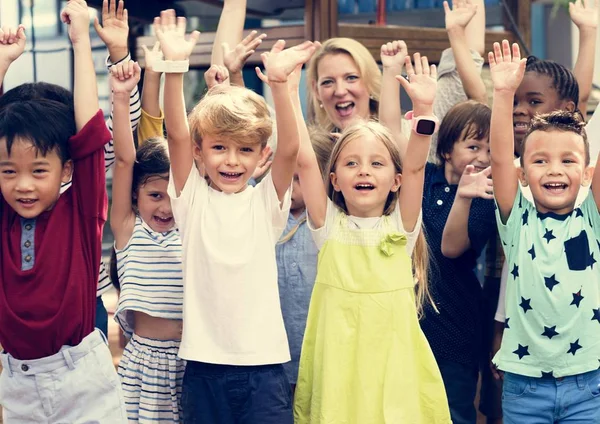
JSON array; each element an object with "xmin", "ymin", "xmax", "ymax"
[{"xmin": 379, "ymin": 232, "xmax": 407, "ymax": 257}]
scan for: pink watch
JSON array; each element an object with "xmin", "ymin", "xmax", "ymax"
[{"xmin": 405, "ymin": 111, "xmax": 440, "ymax": 136}]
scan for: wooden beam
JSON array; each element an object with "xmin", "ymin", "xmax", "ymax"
[
  {"xmin": 503, "ymin": 0, "xmax": 531, "ymax": 53},
  {"xmin": 305, "ymin": 0, "xmax": 338, "ymax": 41}
]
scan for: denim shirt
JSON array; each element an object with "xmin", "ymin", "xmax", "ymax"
[{"xmin": 276, "ymin": 211, "xmax": 318, "ymax": 383}]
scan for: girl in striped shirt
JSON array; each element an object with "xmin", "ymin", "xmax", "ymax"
[{"xmin": 109, "ymin": 60, "xmax": 184, "ymax": 422}]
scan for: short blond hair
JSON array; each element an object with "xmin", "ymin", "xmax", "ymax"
[
  {"xmin": 307, "ymin": 38, "xmax": 381, "ymax": 132},
  {"xmin": 189, "ymin": 85, "xmax": 272, "ymax": 148}
]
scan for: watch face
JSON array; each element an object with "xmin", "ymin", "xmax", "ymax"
[{"xmin": 416, "ymin": 119, "xmax": 436, "ymax": 135}]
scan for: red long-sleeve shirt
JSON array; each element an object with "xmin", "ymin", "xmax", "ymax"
[{"xmin": 0, "ymin": 110, "xmax": 109, "ymax": 360}]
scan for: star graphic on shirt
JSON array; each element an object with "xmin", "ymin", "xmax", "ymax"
[
  {"xmin": 541, "ymin": 371, "xmax": 554, "ymax": 378},
  {"xmin": 576, "ymin": 208, "xmax": 584, "ymax": 218},
  {"xmin": 571, "ymin": 290, "xmax": 584, "ymax": 308},
  {"xmin": 590, "ymin": 216, "xmax": 594, "ymax": 228},
  {"xmin": 520, "ymin": 297, "xmax": 532, "ymax": 313},
  {"xmin": 513, "ymin": 344, "xmax": 530, "ymax": 360},
  {"xmin": 589, "ymin": 252, "xmax": 597, "ymax": 269},
  {"xmin": 505, "ymin": 318, "xmax": 510, "ymax": 329},
  {"xmin": 567, "ymin": 339, "xmax": 582, "ymax": 356},
  {"xmin": 528, "ymin": 245, "xmax": 536, "ymax": 261},
  {"xmin": 511, "ymin": 264, "xmax": 519, "ymax": 279},
  {"xmin": 518, "ymin": 197, "xmax": 522, "ymax": 209},
  {"xmin": 522, "ymin": 209, "xmax": 529, "ymax": 225},
  {"xmin": 543, "ymin": 228, "xmax": 556, "ymax": 243},
  {"xmin": 592, "ymin": 308, "xmax": 600, "ymax": 324},
  {"xmin": 542, "ymin": 325, "xmax": 559, "ymax": 339},
  {"xmin": 544, "ymin": 274, "xmax": 560, "ymax": 291},
  {"xmin": 597, "ymin": 240, "xmax": 600, "ymax": 252}
]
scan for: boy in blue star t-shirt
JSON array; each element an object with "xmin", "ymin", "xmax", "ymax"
[{"xmin": 488, "ymin": 40, "xmax": 600, "ymax": 423}]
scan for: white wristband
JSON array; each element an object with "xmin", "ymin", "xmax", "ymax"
[{"xmin": 152, "ymin": 59, "xmax": 190, "ymax": 73}]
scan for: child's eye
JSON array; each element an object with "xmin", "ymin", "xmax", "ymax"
[
  {"xmin": 346, "ymin": 161, "xmax": 357, "ymax": 166},
  {"xmin": 33, "ymin": 169, "xmax": 47, "ymax": 174},
  {"xmin": 1, "ymin": 170, "xmax": 15, "ymax": 175},
  {"xmin": 150, "ymin": 193, "xmax": 162, "ymax": 199},
  {"xmin": 240, "ymin": 147, "xmax": 254, "ymax": 153},
  {"xmin": 563, "ymin": 159, "xmax": 575, "ymax": 164},
  {"xmin": 212, "ymin": 145, "xmax": 225, "ymax": 151},
  {"xmin": 372, "ymin": 161, "xmax": 383, "ymax": 166},
  {"xmin": 468, "ymin": 145, "xmax": 479, "ymax": 151},
  {"xmin": 533, "ymin": 159, "xmax": 546, "ymax": 164},
  {"xmin": 529, "ymin": 99, "xmax": 542, "ymax": 106}
]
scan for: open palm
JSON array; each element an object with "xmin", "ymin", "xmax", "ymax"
[
  {"xmin": 457, "ymin": 165, "xmax": 493, "ymax": 200},
  {"xmin": 94, "ymin": 0, "xmax": 128, "ymax": 50},
  {"xmin": 444, "ymin": 0, "xmax": 477, "ymax": 30},
  {"xmin": 397, "ymin": 53, "xmax": 437, "ymax": 106},
  {"xmin": 569, "ymin": 0, "xmax": 598, "ymax": 29},
  {"xmin": 489, "ymin": 40, "xmax": 526, "ymax": 92},
  {"xmin": 154, "ymin": 10, "xmax": 200, "ymax": 61}
]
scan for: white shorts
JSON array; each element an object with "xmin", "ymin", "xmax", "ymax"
[{"xmin": 0, "ymin": 329, "xmax": 127, "ymax": 423}]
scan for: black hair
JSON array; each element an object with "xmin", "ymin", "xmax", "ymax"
[
  {"xmin": 109, "ymin": 248, "xmax": 120, "ymax": 292},
  {"xmin": 521, "ymin": 110, "xmax": 589, "ymax": 166},
  {"xmin": 0, "ymin": 100, "xmax": 76, "ymax": 164},
  {"xmin": 132, "ymin": 138, "xmax": 170, "ymax": 200},
  {"xmin": 525, "ymin": 56, "xmax": 579, "ymax": 107},
  {"xmin": 0, "ymin": 82, "xmax": 74, "ymax": 113},
  {"xmin": 436, "ymin": 100, "xmax": 491, "ymax": 165}
]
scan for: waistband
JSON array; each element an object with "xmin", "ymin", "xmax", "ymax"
[
  {"xmin": 0, "ymin": 329, "xmax": 107, "ymax": 376},
  {"xmin": 130, "ymin": 333, "xmax": 181, "ymax": 350},
  {"xmin": 506, "ymin": 368, "xmax": 600, "ymax": 387},
  {"xmin": 186, "ymin": 361, "xmax": 283, "ymax": 374}
]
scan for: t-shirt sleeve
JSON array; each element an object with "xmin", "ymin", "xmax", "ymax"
[
  {"xmin": 495, "ymin": 186, "xmax": 527, "ymax": 250},
  {"xmin": 70, "ymin": 110, "xmax": 111, "ymax": 219},
  {"xmin": 579, "ymin": 190, "xmax": 600, "ymax": 234},
  {"xmin": 167, "ymin": 164, "xmax": 206, "ymax": 234},
  {"xmin": 137, "ymin": 108, "xmax": 164, "ymax": 144},
  {"xmin": 308, "ymin": 198, "xmax": 338, "ymax": 250},
  {"xmin": 494, "ymin": 260, "xmax": 508, "ymax": 322},
  {"xmin": 391, "ymin": 201, "xmax": 422, "ymax": 257},
  {"xmin": 257, "ymin": 172, "xmax": 292, "ymax": 241}
]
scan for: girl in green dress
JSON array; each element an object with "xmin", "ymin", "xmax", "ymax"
[{"xmin": 293, "ymin": 54, "xmax": 451, "ymax": 423}]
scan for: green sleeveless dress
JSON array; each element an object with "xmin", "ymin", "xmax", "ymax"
[{"xmin": 294, "ymin": 211, "xmax": 451, "ymax": 423}]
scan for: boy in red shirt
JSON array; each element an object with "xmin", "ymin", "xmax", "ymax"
[{"xmin": 0, "ymin": 1, "xmax": 127, "ymax": 421}]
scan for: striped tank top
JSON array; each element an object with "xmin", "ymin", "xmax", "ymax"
[{"xmin": 115, "ymin": 216, "xmax": 183, "ymax": 337}]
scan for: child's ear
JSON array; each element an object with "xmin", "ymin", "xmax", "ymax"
[
  {"xmin": 192, "ymin": 143, "xmax": 202, "ymax": 162},
  {"xmin": 330, "ymin": 172, "xmax": 341, "ymax": 192},
  {"xmin": 60, "ymin": 160, "xmax": 74, "ymax": 184},
  {"xmin": 582, "ymin": 165, "xmax": 594, "ymax": 187},
  {"xmin": 564, "ymin": 101, "xmax": 576, "ymax": 112},
  {"xmin": 517, "ymin": 166, "xmax": 528, "ymax": 187},
  {"xmin": 391, "ymin": 173, "xmax": 402, "ymax": 192}
]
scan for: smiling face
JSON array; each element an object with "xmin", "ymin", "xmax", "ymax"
[
  {"xmin": 520, "ymin": 130, "xmax": 591, "ymax": 215},
  {"xmin": 0, "ymin": 137, "xmax": 72, "ymax": 219},
  {"xmin": 315, "ymin": 53, "xmax": 371, "ymax": 131},
  {"xmin": 444, "ymin": 134, "xmax": 490, "ymax": 184},
  {"xmin": 513, "ymin": 72, "xmax": 574, "ymax": 155},
  {"xmin": 330, "ymin": 134, "xmax": 401, "ymax": 217},
  {"xmin": 196, "ymin": 135, "xmax": 266, "ymax": 194},
  {"xmin": 135, "ymin": 174, "xmax": 174, "ymax": 232}
]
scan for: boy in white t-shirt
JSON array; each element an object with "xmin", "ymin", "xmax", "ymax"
[{"xmin": 155, "ymin": 9, "xmax": 316, "ymax": 423}]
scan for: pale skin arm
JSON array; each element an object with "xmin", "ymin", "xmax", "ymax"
[
  {"xmin": 223, "ymin": 31, "xmax": 267, "ymax": 87},
  {"xmin": 444, "ymin": 0, "xmax": 487, "ymax": 104},
  {"xmin": 441, "ymin": 165, "xmax": 493, "ymax": 258},
  {"xmin": 255, "ymin": 40, "xmax": 316, "ymax": 200},
  {"xmin": 140, "ymin": 42, "xmax": 162, "ymax": 118},
  {"xmin": 569, "ymin": 0, "xmax": 598, "ymax": 115},
  {"xmin": 62, "ymin": 0, "xmax": 100, "ymax": 131},
  {"xmin": 0, "ymin": 25, "xmax": 26, "ymax": 88},
  {"xmin": 154, "ymin": 10, "xmax": 201, "ymax": 194},
  {"xmin": 379, "ymin": 40, "xmax": 410, "ymax": 157},
  {"xmin": 289, "ymin": 63, "xmax": 328, "ymax": 227},
  {"xmin": 211, "ymin": 0, "xmax": 246, "ymax": 75},
  {"xmin": 489, "ymin": 41, "xmax": 526, "ymax": 222},
  {"xmin": 109, "ymin": 61, "xmax": 142, "ymax": 249},
  {"xmin": 94, "ymin": 0, "xmax": 130, "ymax": 63},
  {"xmin": 396, "ymin": 54, "xmax": 437, "ymax": 232}
]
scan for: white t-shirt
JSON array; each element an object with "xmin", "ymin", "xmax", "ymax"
[
  {"xmin": 168, "ymin": 167, "xmax": 292, "ymax": 365},
  {"xmin": 495, "ymin": 114, "xmax": 600, "ymax": 322},
  {"xmin": 309, "ymin": 198, "xmax": 421, "ymax": 257}
]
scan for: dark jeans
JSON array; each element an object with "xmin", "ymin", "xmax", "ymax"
[
  {"xmin": 437, "ymin": 359, "xmax": 479, "ymax": 424},
  {"xmin": 181, "ymin": 361, "xmax": 293, "ymax": 424},
  {"xmin": 95, "ymin": 295, "xmax": 108, "ymax": 338}
]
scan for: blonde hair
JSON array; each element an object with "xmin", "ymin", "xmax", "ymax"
[
  {"xmin": 327, "ymin": 121, "xmax": 433, "ymax": 315},
  {"xmin": 189, "ymin": 85, "xmax": 272, "ymax": 148},
  {"xmin": 307, "ymin": 38, "xmax": 381, "ymax": 132}
]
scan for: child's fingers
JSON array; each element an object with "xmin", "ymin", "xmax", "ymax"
[
  {"xmin": 241, "ymin": 30, "xmax": 258, "ymax": 45},
  {"xmin": 122, "ymin": 8, "xmax": 128, "ymax": 23},
  {"xmin": 101, "ymin": 0, "xmax": 109, "ymax": 18},
  {"xmin": 404, "ymin": 55, "xmax": 415, "ymax": 77},
  {"xmin": 511, "ymin": 42, "xmax": 521, "ymax": 62},
  {"xmin": 421, "ymin": 56, "xmax": 430, "ymax": 76},
  {"xmin": 443, "ymin": 1, "xmax": 450, "ymax": 14},
  {"xmin": 128, "ymin": 59, "xmax": 135, "ymax": 76},
  {"xmin": 109, "ymin": 0, "xmax": 116, "ymax": 16},
  {"xmin": 395, "ymin": 74, "xmax": 410, "ymax": 92},
  {"xmin": 493, "ymin": 42, "xmax": 502, "ymax": 63},
  {"xmin": 188, "ymin": 30, "xmax": 201, "ymax": 46},
  {"xmin": 176, "ymin": 16, "xmax": 186, "ymax": 35},
  {"xmin": 412, "ymin": 52, "xmax": 422, "ymax": 74},
  {"xmin": 0, "ymin": 27, "xmax": 5, "ymax": 44},
  {"xmin": 116, "ymin": 0, "xmax": 124, "ymax": 19},
  {"xmin": 501, "ymin": 39, "xmax": 511, "ymax": 62},
  {"xmin": 464, "ymin": 164, "xmax": 475, "ymax": 175},
  {"xmin": 430, "ymin": 64, "xmax": 437, "ymax": 79},
  {"xmin": 117, "ymin": 63, "xmax": 125, "ymax": 80},
  {"xmin": 270, "ymin": 39, "xmax": 286, "ymax": 54},
  {"xmin": 255, "ymin": 67, "xmax": 268, "ymax": 84},
  {"xmin": 488, "ymin": 51, "xmax": 496, "ymax": 68},
  {"xmin": 482, "ymin": 166, "xmax": 492, "ymax": 177}
]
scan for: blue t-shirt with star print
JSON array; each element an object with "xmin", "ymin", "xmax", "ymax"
[{"xmin": 493, "ymin": 187, "xmax": 600, "ymax": 378}]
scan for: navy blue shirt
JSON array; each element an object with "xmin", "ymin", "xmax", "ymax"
[{"xmin": 420, "ymin": 162, "xmax": 496, "ymax": 366}]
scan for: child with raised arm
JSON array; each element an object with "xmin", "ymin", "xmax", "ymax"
[
  {"xmin": 0, "ymin": 0, "xmax": 126, "ymax": 421},
  {"xmin": 489, "ymin": 40, "xmax": 600, "ymax": 423},
  {"xmin": 156, "ymin": 9, "xmax": 315, "ymax": 422},
  {"xmin": 294, "ymin": 53, "xmax": 450, "ymax": 424}
]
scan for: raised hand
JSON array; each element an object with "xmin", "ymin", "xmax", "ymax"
[
  {"xmin": 110, "ymin": 60, "xmax": 141, "ymax": 94},
  {"xmin": 443, "ymin": 0, "xmax": 477, "ymax": 31},
  {"xmin": 93, "ymin": 0, "xmax": 129, "ymax": 58},
  {"xmin": 395, "ymin": 53, "xmax": 437, "ymax": 107},
  {"xmin": 380, "ymin": 40, "xmax": 408, "ymax": 71},
  {"xmin": 204, "ymin": 64, "xmax": 229, "ymax": 89},
  {"xmin": 255, "ymin": 40, "xmax": 316, "ymax": 84},
  {"xmin": 488, "ymin": 40, "xmax": 526, "ymax": 93},
  {"xmin": 61, "ymin": 0, "xmax": 92, "ymax": 45},
  {"xmin": 154, "ymin": 9, "xmax": 201, "ymax": 61},
  {"xmin": 223, "ymin": 30, "xmax": 267, "ymax": 75},
  {"xmin": 141, "ymin": 41, "xmax": 162, "ymax": 73},
  {"xmin": 457, "ymin": 165, "xmax": 493, "ymax": 200},
  {"xmin": 0, "ymin": 25, "xmax": 26, "ymax": 66},
  {"xmin": 569, "ymin": 0, "xmax": 598, "ymax": 30}
]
